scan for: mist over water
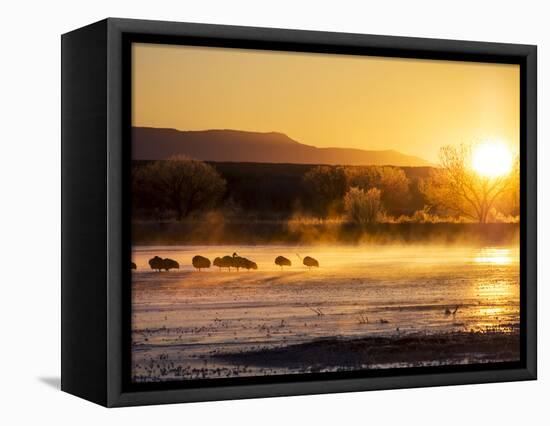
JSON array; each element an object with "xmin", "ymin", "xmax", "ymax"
[{"xmin": 131, "ymin": 244, "xmax": 519, "ymax": 381}]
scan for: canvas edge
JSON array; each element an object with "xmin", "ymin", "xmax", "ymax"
[
  {"xmin": 61, "ymin": 18, "xmax": 110, "ymax": 407},
  {"xmin": 64, "ymin": 17, "xmax": 537, "ymax": 408}
]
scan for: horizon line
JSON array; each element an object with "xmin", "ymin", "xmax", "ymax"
[{"xmin": 132, "ymin": 125, "xmax": 434, "ymax": 163}]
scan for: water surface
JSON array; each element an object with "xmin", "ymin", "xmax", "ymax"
[{"xmin": 131, "ymin": 245, "xmax": 519, "ymax": 381}]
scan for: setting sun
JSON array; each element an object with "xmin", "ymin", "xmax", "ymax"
[{"xmin": 471, "ymin": 142, "xmax": 513, "ymax": 178}]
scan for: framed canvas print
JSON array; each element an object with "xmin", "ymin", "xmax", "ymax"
[{"xmin": 61, "ymin": 18, "xmax": 537, "ymax": 407}]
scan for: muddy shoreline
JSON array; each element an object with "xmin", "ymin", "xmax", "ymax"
[{"xmin": 213, "ymin": 330, "xmax": 520, "ymax": 370}]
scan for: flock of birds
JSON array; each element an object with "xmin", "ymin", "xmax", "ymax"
[
  {"xmin": 131, "ymin": 255, "xmax": 461, "ymax": 319},
  {"xmin": 130, "ymin": 253, "xmax": 320, "ymax": 272}
]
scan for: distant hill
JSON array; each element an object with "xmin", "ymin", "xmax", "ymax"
[{"xmin": 132, "ymin": 127, "xmax": 432, "ymax": 167}]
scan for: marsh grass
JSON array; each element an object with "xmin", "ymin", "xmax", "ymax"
[{"xmin": 132, "ymin": 219, "xmax": 519, "ymax": 245}]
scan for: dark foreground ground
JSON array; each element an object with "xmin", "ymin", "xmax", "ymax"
[{"xmin": 214, "ymin": 330, "xmax": 520, "ymax": 371}]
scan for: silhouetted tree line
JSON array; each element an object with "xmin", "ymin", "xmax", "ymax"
[
  {"xmin": 132, "ymin": 152, "xmax": 518, "ymax": 224},
  {"xmin": 303, "ymin": 165, "xmax": 413, "ymax": 218},
  {"xmin": 132, "ymin": 157, "xmax": 433, "ymax": 221},
  {"xmin": 306, "ymin": 146, "xmax": 519, "ymax": 224}
]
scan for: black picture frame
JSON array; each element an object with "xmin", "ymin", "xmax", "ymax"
[{"xmin": 61, "ymin": 17, "xmax": 537, "ymax": 407}]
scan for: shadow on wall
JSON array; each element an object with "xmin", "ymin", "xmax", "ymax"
[{"xmin": 38, "ymin": 376, "xmax": 61, "ymax": 390}]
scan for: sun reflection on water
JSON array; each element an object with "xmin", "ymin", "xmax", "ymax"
[
  {"xmin": 478, "ymin": 306, "xmax": 506, "ymax": 317},
  {"xmin": 475, "ymin": 280, "xmax": 516, "ymax": 300},
  {"xmin": 473, "ymin": 248, "xmax": 514, "ymax": 265}
]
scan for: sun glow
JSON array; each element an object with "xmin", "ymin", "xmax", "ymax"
[
  {"xmin": 471, "ymin": 142, "xmax": 513, "ymax": 178},
  {"xmin": 473, "ymin": 248, "xmax": 514, "ymax": 265}
]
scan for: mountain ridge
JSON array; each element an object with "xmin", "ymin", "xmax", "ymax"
[{"xmin": 132, "ymin": 127, "xmax": 432, "ymax": 167}]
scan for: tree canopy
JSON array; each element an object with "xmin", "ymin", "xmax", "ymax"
[
  {"xmin": 303, "ymin": 166, "xmax": 347, "ymax": 217},
  {"xmin": 134, "ymin": 156, "xmax": 226, "ymax": 220}
]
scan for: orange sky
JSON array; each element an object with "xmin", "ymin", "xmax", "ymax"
[{"xmin": 132, "ymin": 43, "xmax": 519, "ymax": 163}]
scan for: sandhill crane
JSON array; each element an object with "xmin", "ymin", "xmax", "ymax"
[
  {"xmin": 214, "ymin": 256, "xmax": 234, "ymax": 271},
  {"xmin": 148, "ymin": 256, "xmax": 164, "ymax": 272},
  {"xmin": 148, "ymin": 256, "xmax": 179, "ymax": 272},
  {"xmin": 232, "ymin": 252, "xmax": 244, "ymax": 271},
  {"xmin": 275, "ymin": 256, "xmax": 292, "ymax": 269},
  {"xmin": 241, "ymin": 259, "xmax": 258, "ymax": 270},
  {"xmin": 231, "ymin": 252, "xmax": 258, "ymax": 271},
  {"xmin": 192, "ymin": 255, "xmax": 211, "ymax": 271},
  {"xmin": 213, "ymin": 257, "xmax": 224, "ymax": 271},
  {"xmin": 445, "ymin": 305, "xmax": 460, "ymax": 316},
  {"xmin": 219, "ymin": 255, "xmax": 235, "ymax": 271},
  {"xmin": 230, "ymin": 253, "xmax": 258, "ymax": 271},
  {"xmin": 296, "ymin": 253, "xmax": 319, "ymax": 269},
  {"xmin": 161, "ymin": 258, "xmax": 179, "ymax": 271}
]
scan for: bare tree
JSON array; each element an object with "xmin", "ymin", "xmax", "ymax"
[
  {"xmin": 137, "ymin": 156, "xmax": 226, "ymax": 220},
  {"xmin": 420, "ymin": 144, "xmax": 518, "ymax": 223}
]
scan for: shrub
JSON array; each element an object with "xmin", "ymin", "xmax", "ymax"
[
  {"xmin": 345, "ymin": 166, "xmax": 410, "ymax": 214},
  {"xmin": 344, "ymin": 187, "xmax": 382, "ymax": 225}
]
